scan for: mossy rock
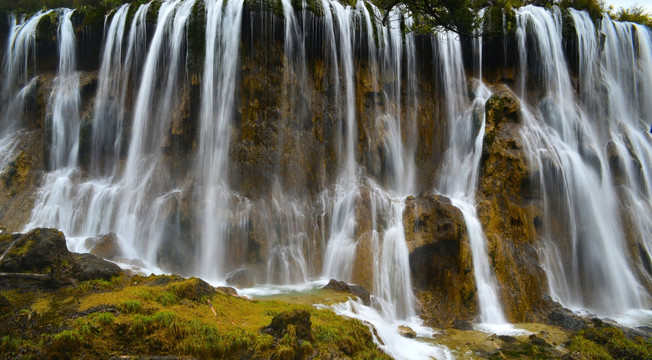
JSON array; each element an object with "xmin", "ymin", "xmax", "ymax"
[
  {"xmin": 165, "ymin": 277, "xmax": 216, "ymax": 301},
  {"xmin": 0, "ymin": 228, "xmax": 121, "ymax": 286}
]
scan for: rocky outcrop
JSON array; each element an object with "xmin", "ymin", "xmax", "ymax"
[
  {"xmin": 0, "ymin": 130, "xmax": 45, "ymax": 232},
  {"xmin": 402, "ymin": 193, "xmax": 476, "ymax": 326},
  {"xmin": 397, "ymin": 325, "xmax": 416, "ymax": 338},
  {"xmin": 226, "ymin": 268, "xmax": 255, "ymax": 289},
  {"xmin": 0, "ymin": 228, "xmax": 121, "ymax": 286},
  {"xmin": 322, "ymin": 279, "xmax": 371, "ymax": 306},
  {"xmin": 476, "ymin": 85, "xmax": 548, "ymax": 322},
  {"xmin": 85, "ymin": 232, "xmax": 121, "ymax": 260}
]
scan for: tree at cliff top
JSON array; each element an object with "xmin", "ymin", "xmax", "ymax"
[
  {"xmin": 0, "ymin": 0, "xmax": 126, "ymax": 14},
  {"xmin": 612, "ymin": 5, "xmax": 652, "ymax": 27},
  {"xmin": 369, "ymin": 0, "xmax": 609, "ymax": 37},
  {"xmin": 371, "ymin": 0, "xmax": 483, "ymax": 37}
]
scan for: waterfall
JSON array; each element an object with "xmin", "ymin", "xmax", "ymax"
[
  {"xmin": 49, "ymin": 8, "xmax": 80, "ymax": 170},
  {"xmin": 434, "ymin": 30, "xmax": 507, "ymax": 326},
  {"xmin": 196, "ymin": 0, "xmax": 245, "ymax": 280},
  {"xmin": 0, "ymin": 11, "xmax": 52, "ymax": 171},
  {"xmin": 516, "ymin": 5, "xmax": 651, "ymax": 316},
  {"xmin": 90, "ymin": 3, "xmax": 133, "ymax": 177},
  {"xmin": 27, "ymin": 0, "xmax": 198, "ymax": 266},
  {"xmin": 322, "ymin": 1, "xmax": 359, "ymax": 283},
  {"xmin": 6, "ymin": 1, "xmax": 651, "ymax": 345}
]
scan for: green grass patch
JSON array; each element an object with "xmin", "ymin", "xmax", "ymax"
[
  {"xmin": 568, "ymin": 325, "xmax": 652, "ymax": 360},
  {"xmin": 0, "ymin": 274, "xmax": 389, "ymax": 359},
  {"xmin": 155, "ymin": 291, "xmax": 179, "ymax": 306},
  {"xmin": 119, "ymin": 300, "xmax": 142, "ymax": 314}
]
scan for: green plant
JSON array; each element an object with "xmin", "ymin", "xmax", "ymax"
[
  {"xmin": 51, "ymin": 330, "xmax": 83, "ymax": 347},
  {"xmin": 119, "ymin": 300, "xmax": 142, "ymax": 314},
  {"xmin": 129, "ymin": 314, "xmax": 155, "ymax": 334},
  {"xmin": 153, "ymin": 311, "xmax": 178, "ymax": 327},
  {"xmin": 90, "ymin": 312, "xmax": 115, "ymax": 326},
  {"xmin": 155, "ymin": 291, "xmax": 179, "ymax": 306},
  {"xmin": 560, "ymin": 0, "xmax": 604, "ymax": 20}
]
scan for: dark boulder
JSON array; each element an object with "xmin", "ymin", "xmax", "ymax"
[
  {"xmin": 529, "ymin": 334, "xmax": 552, "ymax": 348},
  {"xmin": 0, "ymin": 228, "xmax": 122, "ymax": 286},
  {"xmin": 452, "ymin": 319, "xmax": 474, "ymax": 331},
  {"xmin": 547, "ymin": 307, "xmax": 587, "ymax": 331},
  {"xmin": 72, "ymin": 253, "xmax": 121, "ymax": 281},
  {"xmin": 322, "ymin": 279, "xmax": 371, "ymax": 306},
  {"xmin": 84, "ymin": 232, "xmax": 121, "ymax": 260},
  {"xmin": 0, "ymin": 228, "xmax": 69, "ymax": 273},
  {"xmin": 225, "ymin": 268, "xmax": 255, "ymax": 289},
  {"xmin": 499, "ymin": 335, "xmax": 517, "ymax": 344},
  {"xmin": 398, "ymin": 325, "xmax": 417, "ymax": 338}
]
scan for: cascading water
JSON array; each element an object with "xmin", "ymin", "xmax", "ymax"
[
  {"xmin": 196, "ymin": 0, "xmax": 245, "ymax": 280},
  {"xmin": 0, "ymin": 11, "xmax": 52, "ymax": 171},
  {"xmin": 5, "ymin": 2, "xmax": 651, "ymax": 358},
  {"xmin": 49, "ymin": 8, "xmax": 80, "ymax": 170},
  {"xmin": 322, "ymin": 1, "xmax": 359, "ymax": 283},
  {"xmin": 434, "ymin": 29, "xmax": 510, "ymax": 329},
  {"xmin": 516, "ymin": 5, "xmax": 651, "ymax": 319},
  {"xmin": 90, "ymin": 3, "xmax": 132, "ymax": 176},
  {"xmin": 27, "ymin": 0, "xmax": 198, "ymax": 265}
]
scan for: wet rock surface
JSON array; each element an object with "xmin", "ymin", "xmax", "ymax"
[
  {"xmin": 476, "ymin": 85, "xmax": 548, "ymax": 322},
  {"xmin": 403, "ymin": 192, "xmax": 476, "ymax": 326},
  {"xmin": 225, "ymin": 268, "xmax": 255, "ymax": 289},
  {"xmin": 452, "ymin": 319, "xmax": 474, "ymax": 330},
  {"xmin": 547, "ymin": 306, "xmax": 588, "ymax": 331},
  {"xmin": 85, "ymin": 232, "xmax": 121, "ymax": 260},
  {"xmin": 397, "ymin": 325, "xmax": 417, "ymax": 338},
  {"xmin": 322, "ymin": 279, "xmax": 371, "ymax": 306}
]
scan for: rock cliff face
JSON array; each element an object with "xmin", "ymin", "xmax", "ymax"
[
  {"xmin": 476, "ymin": 86, "xmax": 548, "ymax": 322},
  {"xmin": 402, "ymin": 193, "xmax": 476, "ymax": 326},
  {"xmin": 0, "ymin": 2, "xmax": 651, "ymax": 326}
]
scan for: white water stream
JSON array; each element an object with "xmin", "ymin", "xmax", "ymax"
[{"xmin": 516, "ymin": 6, "xmax": 651, "ymax": 319}]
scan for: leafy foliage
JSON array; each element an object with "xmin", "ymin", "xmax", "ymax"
[
  {"xmin": 0, "ymin": 0, "xmax": 126, "ymax": 15},
  {"xmin": 613, "ymin": 5, "xmax": 652, "ymax": 27},
  {"xmin": 560, "ymin": 0, "xmax": 605, "ymax": 20},
  {"xmin": 371, "ymin": 0, "xmax": 485, "ymax": 37}
]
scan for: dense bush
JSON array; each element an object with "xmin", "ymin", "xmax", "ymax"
[{"xmin": 613, "ymin": 5, "xmax": 652, "ymax": 27}]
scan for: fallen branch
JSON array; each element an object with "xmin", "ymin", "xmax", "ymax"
[
  {"xmin": 0, "ymin": 272, "xmax": 50, "ymax": 280},
  {"xmin": 0, "ymin": 238, "xmax": 19, "ymax": 264},
  {"xmin": 207, "ymin": 299, "xmax": 217, "ymax": 316}
]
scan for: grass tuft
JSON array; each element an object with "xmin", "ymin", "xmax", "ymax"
[
  {"xmin": 119, "ymin": 300, "xmax": 142, "ymax": 314},
  {"xmin": 155, "ymin": 291, "xmax": 180, "ymax": 306}
]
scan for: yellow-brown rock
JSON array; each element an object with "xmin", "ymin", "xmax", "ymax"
[
  {"xmin": 402, "ymin": 192, "xmax": 476, "ymax": 326},
  {"xmin": 476, "ymin": 85, "xmax": 548, "ymax": 322}
]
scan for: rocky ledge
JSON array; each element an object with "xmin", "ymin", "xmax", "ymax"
[
  {"xmin": 0, "ymin": 228, "xmax": 389, "ymax": 359},
  {"xmin": 1, "ymin": 228, "xmax": 650, "ymax": 360}
]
